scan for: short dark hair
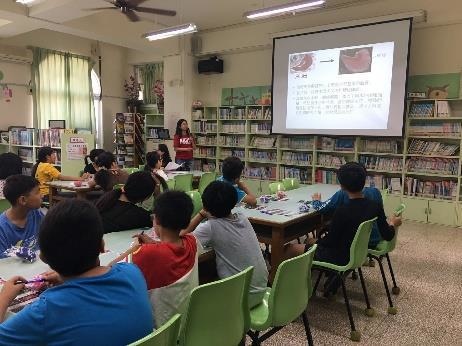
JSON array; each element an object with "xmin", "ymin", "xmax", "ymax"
[
  {"xmin": 145, "ymin": 151, "xmax": 161, "ymax": 170},
  {"xmin": 337, "ymin": 162, "xmax": 367, "ymax": 193},
  {"xmin": 3, "ymin": 175, "xmax": 39, "ymax": 205},
  {"xmin": 202, "ymin": 181, "xmax": 237, "ymax": 218},
  {"xmin": 39, "ymin": 199, "xmax": 103, "ymax": 277},
  {"xmin": 0, "ymin": 153, "xmax": 23, "ymax": 179},
  {"xmin": 222, "ymin": 157, "xmax": 244, "ymax": 181},
  {"xmin": 153, "ymin": 191, "xmax": 193, "ymax": 231},
  {"xmin": 31, "ymin": 147, "xmax": 56, "ymax": 177},
  {"xmin": 95, "ymin": 151, "xmax": 116, "ymax": 169}
]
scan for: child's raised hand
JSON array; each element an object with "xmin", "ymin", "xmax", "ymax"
[
  {"xmin": 41, "ymin": 271, "xmax": 63, "ymax": 286},
  {"xmin": 389, "ymin": 215, "xmax": 402, "ymax": 228},
  {"xmin": 0, "ymin": 276, "xmax": 26, "ymax": 302},
  {"xmin": 311, "ymin": 193, "xmax": 321, "ymax": 201},
  {"xmin": 132, "ymin": 233, "xmax": 156, "ymax": 244}
]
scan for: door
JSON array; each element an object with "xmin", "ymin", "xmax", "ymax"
[
  {"xmin": 427, "ymin": 200, "xmax": 457, "ymax": 226},
  {"xmin": 401, "ymin": 197, "xmax": 428, "ymax": 223}
]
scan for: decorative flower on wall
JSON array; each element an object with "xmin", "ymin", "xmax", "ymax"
[{"xmin": 124, "ymin": 75, "xmax": 141, "ymax": 105}]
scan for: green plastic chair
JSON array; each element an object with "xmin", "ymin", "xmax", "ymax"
[
  {"xmin": 167, "ymin": 179, "xmax": 175, "ymax": 190},
  {"xmin": 123, "ymin": 167, "xmax": 139, "ymax": 175},
  {"xmin": 174, "ymin": 174, "xmax": 193, "ymax": 192},
  {"xmin": 282, "ymin": 178, "xmax": 300, "ymax": 191},
  {"xmin": 312, "ymin": 218, "xmax": 377, "ymax": 342},
  {"xmin": 187, "ymin": 191, "xmax": 203, "ymax": 218},
  {"xmin": 128, "ymin": 313, "xmax": 181, "ymax": 346},
  {"xmin": 198, "ymin": 172, "xmax": 217, "ymax": 195},
  {"xmin": 368, "ymin": 203, "xmax": 406, "ymax": 314},
  {"xmin": 179, "ymin": 267, "xmax": 254, "ymax": 346},
  {"xmin": 113, "ymin": 184, "xmax": 125, "ymax": 190},
  {"xmin": 268, "ymin": 182, "xmax": 285, "ymax": 194},
  {"xmin": 248, "ymin": 245, "xmax": 317, "ymax": 346},
  {"xmin": 139, "ymin": 164, "xmax": 146, "ymax": 171},
  {"xmin": 0, "ymin": 199, "xmax": 10, "ymax": 213}
]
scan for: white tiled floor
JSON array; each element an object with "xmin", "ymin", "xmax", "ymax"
[{"xmin": 248, "ymin": 222, "xmax": 462, "ymax": 345}]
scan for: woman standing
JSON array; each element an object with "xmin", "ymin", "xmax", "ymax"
[{"xmin": 173, "ymin": 119, "xmax": 195, "ymax": 171}]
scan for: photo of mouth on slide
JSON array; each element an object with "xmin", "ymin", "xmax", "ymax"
[
  {"xmin": 289, "ymin": 53, "xmax": 314, "ymax": 73},
  {"xmin": 339, "ymin": 47, "xmax": 373, "ymax": 74}
]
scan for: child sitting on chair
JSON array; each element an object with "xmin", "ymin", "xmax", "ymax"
[
  {"xmin": 183, "ymin": 181, "xmax": 268, "ymax": 308},
  {"xmin": 285, "ymin": 162, "xmax": 401, "ymax": 266},
  {"xmin": 218, "ymin": 157, "xmax": 257, "ymax": 207},
  {"xmin": 0, "ymin": 175, "xmax": 43, "ymax": 258},
  {"xmin": 0, "ymin": 199, "xmax": 153, "ymax": 344},
  {"xmin": 132, "ymin": 191, "xmax": 199, "ymax": 328}
]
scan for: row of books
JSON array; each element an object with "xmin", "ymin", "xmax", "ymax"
[
  {"xmin": 360, "ymin": 139, "xmax": 400, "ymax": 153},
  {"xmin": 317, "ymin": 154, "xmax": 347, "ymax": 168},
  {"xmin": 115, "ymin": 134, "xmax": 134, "ymax": 145},
  {"xmin": 146, "ymin": 128, "xmax": 169, "ymax": 139},
  {"xmin": 114, "ymin": 145, "xmax": 134, "ymax": 155},
  {"xmin": 220, "ymin": 149, "xmax": 245, "ymax": 159},
  {"xmin": 409, "ymin": 101, "xmax": 451, "ymax": 118},
  {"xmin": 219, "ymin": 108, "xmax": 246, "ymax": 120},
  {"xmin": 280, "ymin": 137, "xmax": 314, "ymax": 150},
  {"xmin": 404, "ymin": 178, "xmax": 457, "ymax": 200},
  {"xmin": 192, "ymin": 122, "xmax": 218, "ymax": 133},
  {"xmin": 279, "ymin": 166, "xmax": 311, "ymax": 184},
  {"xmin": 315, "ymin": 169, "xmax": 338, "ymax": 184},
  {"xmin": 221, "ymin": 123, "xmax": 246, "ymax": 133},
  {"xmin": 407, "ymin": 139, "xmax": 459, "ymax": 156},
  {"xmin": 250, "ymin": 123, "xmax": 271, "ymax": 135},
  {"xmin": 365, "ymin": 175, "xmax": 401, "ymax": 192},
  {"xmin": 192, "ymin": 109, "xmax": 217, "ymax": 120},
  {"xmin": 247, "ymin": 108, "xmax": 272, "ymax": 120},
  {"xmin": 193, "ymin": 159, "xmax": 216, "ymax": 172},
  {"xmin": 406, "ymin": 158, "xmax": 459, "ymax": 175},
  {"xmin": 359, "ymin": 156, "xmax": 403, "ymax": 172},
  {"xmin": 194, "ymin": 147, "xmax": 216, "ymax": 157},
  {"xmin": 249, "ymin": 150, "xmax": 277, "ymax": 161},
  {"xmin": 317, "ymin": 137, "xmax": 355, "ymax": 151},
  {"xmin": 10, "ymin": 128, "xmax": 34, "ymax": 146},
  {"xmin": 281, "ymin": 152, "xmax": 312, "ymax": 166},
  {"xmin": 196, "ymin": 136, "xmax": 217, "ymax": 146},
  {"xmin": 218, "ymin": 135, "xmax": 245, "ymax": 146},
  {"xmin": 249, "ymin": 136, "xmax": 276, "ymax": 148},
  {"xmin": 408, "ymin": 123, "xmax": 461, "ymax": 137},
  {"xmin": 244, "ymin": 166, "xmax": 277, "ymax": 180}
]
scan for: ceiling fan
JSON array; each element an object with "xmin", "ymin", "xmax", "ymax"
[{"xmin": 84, "ymin": 0, "xmax": 177, "ymax": 22}]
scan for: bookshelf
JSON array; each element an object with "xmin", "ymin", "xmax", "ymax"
[
  {"xmin": 192, "ymin": 99, "xmax": 462, "ymax": 226},
  {"xmin": 114, "ymin": 112, "xmax": 145, "ymax": 168}
]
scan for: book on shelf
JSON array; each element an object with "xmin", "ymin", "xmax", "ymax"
[
  {"xmin": 359, "ymin": 155, "xmax": 403, "ymax": 171},
  {"xmin": 408, "ymin": 123, "xmax": 461, "ymax": 136},
  {"xmin": 407, "ymin": 139, "xmax": 459, "ymax": 156},
  {"xmin": 315, "ymin": 169, "xmax": 338, "ymax": 184},
  {"xmin": 360, "ymin": 139, "xmax": 400, "ymax": 153},
  {"xmin": 11, "ymin": 128, "xmax": 34, "ymax": 146},
  {"xmin": 365, "ymin": 175, "xmax": 401, "ymax": 192},
  {"xmin": 436, "ymin": 101, "xmax": 451, "ymax": 117},
  {"xmin": 192, "ymin": 109, "xmax": 203, "ymax": 120},
  {"xmin": 18, "ymin": 147, "xmax": 33, "ymax": 162},
  {"xmin": 37, "ymin": 129, "xmax": 62, "ymax": 147},
  {"xmin": 281, "ymin": 152, "xmax": 312, "ymax": 166},
  {"xmin": 247, "ymin": 107, "xmax": 272, "ymax": 120},
  {"xmin": 219, "ymin": 107, "xmax": 246, "ymax": 120},
  {"xmin": 249, "ymin": 150, "xmax": 277, "ymax": 161},
  {"xmin": 408, "ymin": 102, "xmax": 435, "ymax": 117},
  {"xmin": 280, "ymin": 166, "xmax": 311, "ymax": 184},
  {"xmin": 220, "ymin": 149, "xmax": 244, "ymax": 160},
  {"xmin": 244, "ymin": 166, "xmax": 276, "ymax": 180},
  {"xmin": 221, "ymin": 122, "xmax": 245, "ymax": 133},
  {"xmin": 194, "ymin": 147, "xmax": 216, "ymax": 157},
  {"xmin": 317, "ymin": 137, "xmax": 355, "ymax": 151},
  {"xmin": 317, "ymin": 154, "xmax": 347, "ymax": 168},
  {"xmin": 218, "ymin": 135, "xmax": 245, "ymax": 146},
  {"xmin": 280, "ymin": 137, "xmax": 314, "ymax": 150},
  {"xmin": 250, "ymin": 123, "xmax": 270, "ymax": 134},
  {"xmin": 193, "ymin": 122, "xmax": 217, "ymax": 133},
  {"xmin": 193, "ymin": 159, "xmax": 216, "ymax": 172},
  {"xmin": 196, "ymin": 135, "xmax": 217, "ymax": 146},
  {"xmin": 249, "ymin": 136, "xmax": 276, "ymax": 148},
  {"xmin": 406, "ymin": 157, "xmax": 459, "ymax": 175},
  {"xmin": 404, "ymin": 177, "xmax": 457, "ymax": 200}
]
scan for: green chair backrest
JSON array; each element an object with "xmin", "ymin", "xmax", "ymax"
[
  {"xmin": 139, "ymin": 164, "xmax": 146, "ymax": 171},
  {"xmin": 187, "ymin": 191, "xmax": 203, "ymax": 218},
  {"xmin": 113, "ymin": 184, "xmax": 125, "ymax": 190},
  {"xmin": 174, "ymin": 174, "xmax": 193, "ymax": 192},
  {"xmin": 282, "ymin": 178, "xmax": 300, "ymax": 191},
  {"xmin": 0, "ymin": 199, "xmax": 11, "ymax": 213},
  {"xmin": 268, "ymin": 244, "xmax": 317, "ymax": 327},
  {"xmin": 198, "ymin": 172, "xmax": 217, "ymax": 195},
  {"xmin": 269, "ymin": 182, "xmax": 285, "ymax": 194},
  {"xmin": 167, "ymin": 179, "xmax": 175, "ymax": 190},
  {"xmin": 128, "ymin": 314, "xmax": 181, "ymax": 346},
  {"xmin": 385, "ymin": 203, "xmax": 406, "ymax": 252},
  {"xmin": 123, "ymin": 167, "xmax": 140, "ymax": 175},
  {"xmin": 348, "ymin": 218, "xmax": 377, "ymax": 269},
  {"xmin": 179, "ymin": 267, "xmax": 254, "ymax": 346}
]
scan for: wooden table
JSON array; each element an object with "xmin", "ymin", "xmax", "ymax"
[
  {"xmin": 235, "ymin": 184, "xmax": 339, "ymax": 281},
  {"xmin": 46, "ymin": 181, "xmax": 98, "ymax": 206}
]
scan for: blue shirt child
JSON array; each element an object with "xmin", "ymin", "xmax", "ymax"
[
  {"xmin": 0, "ymin": 263, "xmax": 154, "ymax": 345},
  {"xmin": 319, "ymin": 187, "xmax": 385, "ymax": 247},
  {"xmin": 217, "ymin": 176, "xmax": 246, "ymax": 204},
  {"xmin": 0, "ymin": 209, "xmax": 44, "ymax": 258}
]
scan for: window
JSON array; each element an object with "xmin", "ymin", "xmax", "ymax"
[{"xmin": 91, "ymin": 69, "xmax": 103, "ymax": 148}]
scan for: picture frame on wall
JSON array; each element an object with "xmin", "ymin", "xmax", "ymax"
[{"xmin": 49, "ymin": 120, "xmax": 66, "ymax": 129}]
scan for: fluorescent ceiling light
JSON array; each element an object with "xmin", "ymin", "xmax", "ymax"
[
  {"xmin": 16, "ymin": 0, "xmax": 37, "ymax": 4},
  {"xmin": 143, "ymin": 23, "xmax": 198, "ymax": 41},
  {"xmin": 244, "ymin": 0, "xmax": 325, "ymax": 20}
]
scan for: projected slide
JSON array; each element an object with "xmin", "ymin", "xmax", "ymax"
[{"xmin": 286, "ymin": 42, "xmax": 394, "ymax": 130}]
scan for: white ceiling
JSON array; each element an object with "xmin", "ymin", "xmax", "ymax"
[{"xmin": 0, "ymin": 0, "xmax": 461, "ymax": 51}]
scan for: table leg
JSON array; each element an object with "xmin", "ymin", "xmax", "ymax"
[
  {"xmin": 269, "ymin": 226, "xmax": 285, "ymax": 283},
  {"xmin": 48, "ymin": 186, "xmax": 57, "ymax": 207}
]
